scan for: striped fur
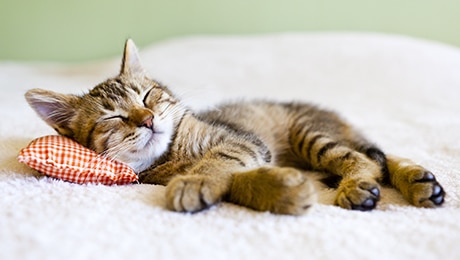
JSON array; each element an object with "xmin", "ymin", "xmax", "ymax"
[{"xmin": 25, "ymin": 39, "xmax": 445, "ymax": 215}]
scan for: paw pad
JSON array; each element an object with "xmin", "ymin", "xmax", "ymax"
[
  {"xmin": 336, "ymin": 180, "xmax": 381, "ymax": 211},
  {"xmin": 412, "ymin": 171, "xmax": 446, "ymax": 207},
  {"xmin": 429, "ymin": 184, "xmax": 445, "ymax": 205}
]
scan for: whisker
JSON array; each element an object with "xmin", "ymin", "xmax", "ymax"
[
  {"xmin": 101, "ymin": 142, "xmax": 128, "ymax": 161},
  {"xmin": 159, "ymin": 103, "xmax": 183, "ymax": 120},
  {"xmin": 158, "ymin": 103, "xmax": 172, "ymax": 117}
]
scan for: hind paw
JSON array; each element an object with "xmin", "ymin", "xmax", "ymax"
[
  {"xmin": 408, "ymin": 171, "xmax": 445, "ymax": 207},
  {"xmin": 335, "ymin": 178, "xmax": 380, "ymax": 211}
]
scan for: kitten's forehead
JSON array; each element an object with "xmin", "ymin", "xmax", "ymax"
[
  {"xmin": 88, "ymin": 77, "xmax": 149, "ymax": 110},
  {"xmin": 90, "ymin": 78, "xmax": 141, "ymax": 97}
]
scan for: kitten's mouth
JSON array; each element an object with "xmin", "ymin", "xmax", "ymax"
[
  {"xmin": 152, "ymin": 130, "xmax": 164, "ymax": 135},
  {"xmin": 130, "ymin": 133, "xmax": 162, "ymax": 154},
  {"xmin": 148, "ymin": 130, "xmax": 165, "ymax": 144},
  {"xmin": 151, "ymin": 130, "xmax": 164, "ymax": 138}
]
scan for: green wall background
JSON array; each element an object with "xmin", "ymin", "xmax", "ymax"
[{"xmin": 1, "ymin": 0, "xmax": 459, "ymax": 62}]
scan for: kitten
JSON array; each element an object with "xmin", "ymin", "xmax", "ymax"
[{"xmin": 25, "ymin": 39, "xmax": 445, "ymax": 215}]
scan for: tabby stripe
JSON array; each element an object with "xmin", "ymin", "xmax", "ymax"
[
  {"xmin": 365, "ymin": 147, "xmax": 390, "ymax": 183},
  {"xmin": 216, "ymin": 152, "xmax": 246, "ymax": 167},
  {"xmin": 316, "ymin": 142, "xmax": 339, "ymax": 163},
  {"xmin": 130, "ymin": 85, "xmax": 141, "ymax": 95},
  {"xmin": 365, "ymin": 147, "xmax": 387, "ymax": 167},
  {"xmin": 114, "ymin": 78, "xmax": 124, "ymax": 86},
  {"xmin": 290, "ymin": 114, "xmax": 311, "ymax": 137},
  {"xmin": 290, "ymin": 113, "xmax": 309, "ymax": 125},
  {"xmin": 295, "ymin": 127, "xmax": 311, "ymax": 155},
  {"xmin": 123, "ymin": 132, "xmax": 137, "ymax": 143},
  {"xmin": 306, "ymin": 134, "xmax": 324, "ymax": 161},
  {"xmin": 248, "ymin": 138, "xmax": 271, "ymax": 163},
  {"xmin": 338, "ymin": 151, "xmax": 353, "ymax": 162},
  {"xmin": 217, "ymin": 134, "xmax": 228, "ymax": 145},
  {"xmin": 261, "ymin": 147, "xmax": 272, "ymax": 163},
  {"xmin": 102, "ymin": 100, "xmax": 115, "ymax": 111},
  {"xmin": 171, "ymin": 111, "xmax": 190, "ymax": 151},
  {"xmin": 233, "ymin": 143, "xmax": 260, "ymax": 163}
]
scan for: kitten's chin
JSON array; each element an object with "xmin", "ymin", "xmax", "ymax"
[
  {"xmin": 127, "ymin": 159, "xmax": 156, "ymax": 174},
  {"xmin": 122, "ymin": 132, "xmax": 172, "ymax": 173},
  {"xmin": 123, "ymin": 148, "xmax": 162, "ymax": 173}
]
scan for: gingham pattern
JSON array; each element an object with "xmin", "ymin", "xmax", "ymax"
[{"xmin": 18, "ymin": 135, "xmax": 138, "ymax": 185}]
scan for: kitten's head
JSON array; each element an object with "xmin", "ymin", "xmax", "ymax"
[{"xmin": 25, "ymin": 39, "xmax": 185, "ymax": 173}]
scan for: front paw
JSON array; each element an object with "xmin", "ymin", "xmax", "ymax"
[
  {"xmin": 335, "ymin": 178, "xmax": 380, "ymax": 211},
  {"xmin": 165, "ymin": 175, "xmax": 227, "ymax": 213},
  {"xmin": 228, "ymin": 167, "xmax": 316, "ymax": 215}
]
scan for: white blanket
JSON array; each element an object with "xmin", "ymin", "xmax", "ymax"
[{"xmin": 1, "ymin": 33, "xmax": 459, "ymax": 260}]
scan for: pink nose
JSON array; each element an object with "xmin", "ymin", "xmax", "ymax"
[
  {"xmin": 142, "ymin": 116, "xmax": 154, "ymax": 129},
  {"xmin": 130, "ymin": 108, "xmax": 154, "ymax": 129}
]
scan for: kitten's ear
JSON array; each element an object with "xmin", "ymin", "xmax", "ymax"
[
  {"xmin": 25, "ymin": 88, "xmax": 78, "ymax": 137},
  {"xmin": 120, "ymin": 39, "xmax": 145, "ymax": 76}
]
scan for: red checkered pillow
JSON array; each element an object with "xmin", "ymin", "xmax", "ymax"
[{"xmin": 18, "ymin": 135, "xmax": 138, "ymax": 185}]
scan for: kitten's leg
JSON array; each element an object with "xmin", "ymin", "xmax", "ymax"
[
  {"xmin": 329, "ymin": 150, "xmax": 382, "ymax": 210},
  {"xmin": 386, "ymin": 155, "xmax": 445, "ymax": 207},
  {"xmin": 167, "ymin": 166, "xmax": 316, "ymax": 215},
  {"xmin": 226, "ymin": 167, "xmax": 316, "ymax": 215},
  {"xmin": 164, "ymin": 142, "xmax": 270, "ymax": 213},
  {"xmin": 291, "ymin": 134, "xmax": 382, "ymax": 210},
  {"xmin": 164, "ymin": 145, "xmax": 316, "ymax": 215},
  {"xmin": 139, "ymin": 160, "xmax": 194, "ymax": 185}
]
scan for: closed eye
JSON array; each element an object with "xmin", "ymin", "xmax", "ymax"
[
  {"xmin": 104, "ymin": 115, "xmax": 128, "ymax": 121},
  {"xmin": 143, "ymin": 88, "xmax": 154, "ymax": 107}
]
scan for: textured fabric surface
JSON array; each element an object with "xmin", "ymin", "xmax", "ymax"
[
  {"xmin": 1, "ymin": 33, "xmax": 459, "ymax": 260},
  {"xmin": 17, "ymin": 135, "xmax": 137, "ymax": 185}
]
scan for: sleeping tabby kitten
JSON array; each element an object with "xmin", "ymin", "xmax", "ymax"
[{"xmin": 25, "ymin": 39, "xmax": 445, "ymax": 215}]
